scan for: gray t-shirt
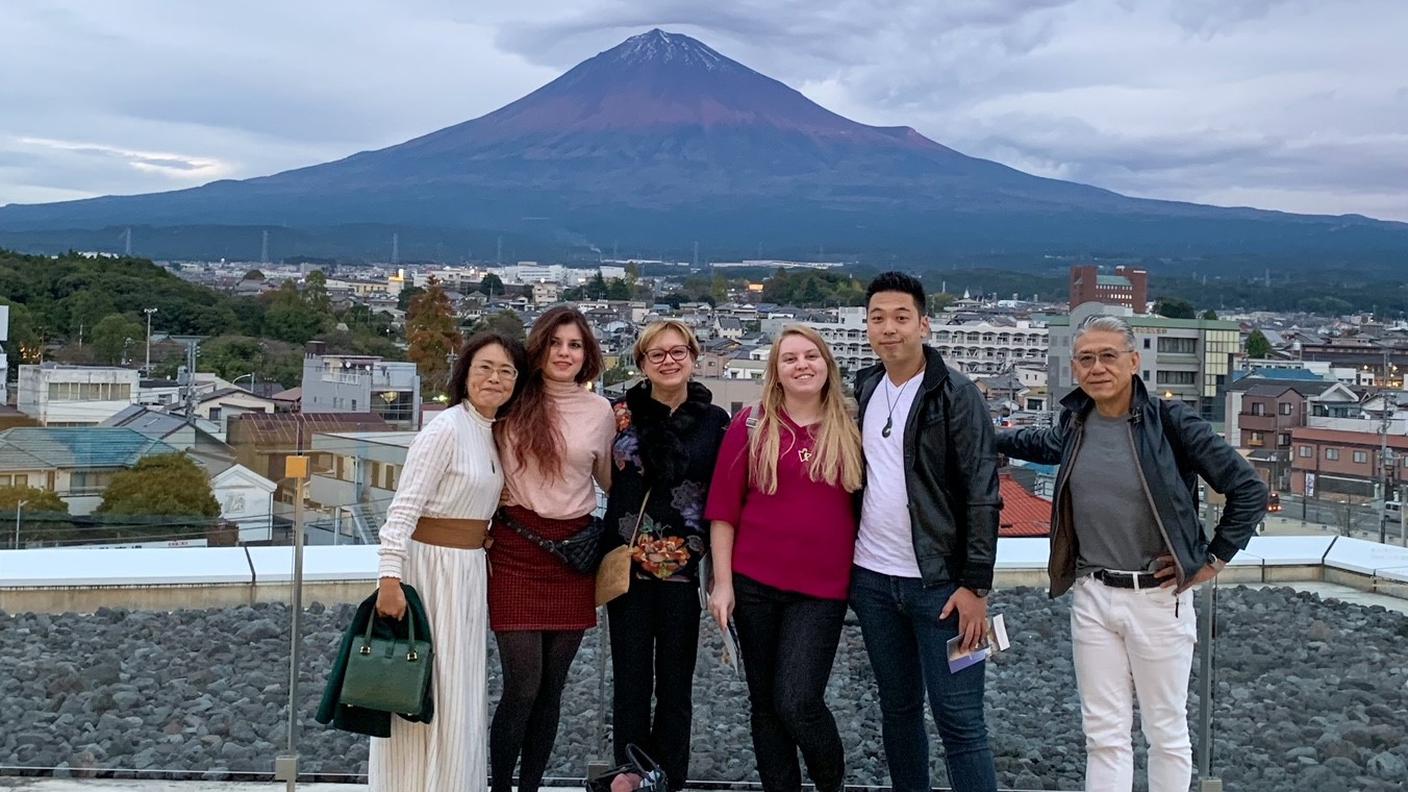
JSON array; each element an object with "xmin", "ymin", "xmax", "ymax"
[{"xmin": 1067, "ymin": 411, "xmax": 1168, "ymax": 575}]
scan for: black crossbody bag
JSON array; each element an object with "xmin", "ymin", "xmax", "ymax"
[{"xmin": 495, "ymin": 507, "xmax": 605, "ymax": 575}]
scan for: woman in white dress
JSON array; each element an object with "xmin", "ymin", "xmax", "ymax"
[{"xmin": 369, "ymin": 331, "xmax": 528, "ymax": 792}]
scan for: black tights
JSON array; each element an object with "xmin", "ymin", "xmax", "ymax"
[{"xmin": 490, "ymin": 629, "xmax": 585, "ymax": 792}]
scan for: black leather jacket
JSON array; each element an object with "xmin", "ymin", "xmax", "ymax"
[
  {"xmin": 997, "ymin": 376, "xmax": 1267, "ymax": 598},
  {"xmin": 854, "ymin": 346, "xmax": 1002, "ymax": 591}
]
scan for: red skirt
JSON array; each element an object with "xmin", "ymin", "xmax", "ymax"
[{"xmin": 487, "ymin": 505, "xmax": 597, "ymax": 631}]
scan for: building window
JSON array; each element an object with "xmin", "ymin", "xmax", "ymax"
[
  {"xmin": 1249, "ymin": 432, "xmax": 1264, "ymax": 447},
  {"xmin": 1279, "ymin": 433, "xmax": 1291, "ymax": 447},
  {"xmin": 1156, "ymin": 371, "xmax": 1197, "ymax": 385},
  {"xmin": 1279, "ymin": 402, "xmax": 1293, "ymax": 416},
  {"xmin": 1354, "ymin": 451, "xmax": 1368, "ymax": 464},
  {"xmin": 1299, "ymin": 445, "xmax": 1313, "ymax": 458},
  {"xmin": 1325, "ymin": 448, "xmax": 1339, "ymax": 461},
  {"xmin": 1157, "ymin": 337, "xmax": 1198, "ymax": 354},
  {"xmin": 209, "ymin": 407, "xmax": 222, "ymax": 421},
  {"xmin": 1143, "ymin": 338, "xmax": 1151, "ymax": 349},
  {"xmin": 1251, "ymin": 402, "xmax": 1265, "ymax": 416},
  {"xmin": 1142, "ymin": 370, "xmax": 1150, "ymax": 382}
]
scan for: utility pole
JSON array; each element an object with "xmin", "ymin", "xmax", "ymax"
[
  {"xmin": 143, "ymin": 308, "xmax": 158, "ymax": 374},
  {"xmin": 1381, "ymin": 348, "xmax": 1393, "ymax": 544},
  {"xmin": 275, "ymin": 450, "xmax": 310, "ymax": 791},
  {"xmin": 261, "ymin": 230, "xmax": 269, "ymax": 264},
  {"xmin": 13, "ymin": 500, "xmax": 26, "ymax": 549}
]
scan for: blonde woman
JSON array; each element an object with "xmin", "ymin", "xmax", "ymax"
[
  {"xmin": 603, "ymin": 319, "xmax": 729, "ymax": 790},
  {"xmin": 703, "ymin": 325, "xmax": 863, "ymax": 792}
]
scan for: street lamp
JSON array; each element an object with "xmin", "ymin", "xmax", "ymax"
[
  {"xmin": 232, "ymin": 372, "xmax": 256, "ymax": 392},
  {"xmin": 143, "ymin": 307, "xmax": 158, "ymax": 374},
  {"xmin": 14, "ymin": 499, "xmax": 27, "ymax": 549}
]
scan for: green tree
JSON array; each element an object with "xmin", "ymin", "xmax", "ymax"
[
  {"xmin": 1154, "ymin": 297, "xmax": 1197, "ymax": 319},
  {"xmin": 1246, "ymin": 329, "xmax": 1273, "ymax": 359},
  {"xmin": 478, "ymin": 273, "xmax": 504, "ymax": 297},
  {"xmin": 91, "ymin": 313, "xmax": 143, "ymax": 365},
  {"xmin": 468, "ymin": 309, "xmax": 526, "ymax": 342},
  {"xmin": 603, "ymin": 362, "xmax": 636, "ymax": 387},
  {"xmin": 407, "ymin": 277, "xmax": 463, "ymax": 398},
  {"xmin": 242, "ymin": 269, "xmax": 265, "ymax": 281},
  {"xmin": 0, "ymin": 299, "xmax": 42, "ymax": 362},
  {"xmin": 0, "ymin": 485, "xmax": 71, "ymax": 546},
  {"xmin": 96, "ymin": 454, "xmax": 220, "ymax": 538},
  {"xmin": 586, "ymin": 272, "xmax": 608, "ymax": 299},
  {"xmin": 304, "ymin": 270, "xmax": 332, "ymax": 315},
  {"xmin": 397, "ymin": 285, "xmax": 426, "ymax": 312},
  {"xmin": 1201, "ymin": 309, "xmax": 1219, "ymax": 320},
  {"xmin": 605, "ymin": 278, "xmax": 632, "ymax": 301},
  {"xmin": 263, "ymin": 280, "xmax": 329, "ymax": 344},
  {"xmin": 63, "ymin": 289, "xmax": 118, "ymax": 337},
  {"xmin": 928, "ymin": 292, "xmax": 956, "ymax": 313}
]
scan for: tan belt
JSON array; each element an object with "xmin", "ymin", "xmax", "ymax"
[{"xmin": 412, "ymin": 517, "xmax": 491, "ymax": 550}]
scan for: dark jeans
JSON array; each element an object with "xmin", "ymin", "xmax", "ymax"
[
  {"xmin": 608, "ymin": 576, "xmax": 702, "ymax": 791},
  {"xmin": 849, "ymin": 565, "xmax": 996, "ymax": 792},
  {"xmin": 732, "ymin": 573, "xmax": 847, "ymax": 792},
  {"xmin": 490, "ymin": 630, "xmax": 585, "ymax": 792}
]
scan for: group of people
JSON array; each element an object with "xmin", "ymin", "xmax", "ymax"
[{"xmin": 365, "ymin": 272, "xmax": 1267, "ymax": 792}]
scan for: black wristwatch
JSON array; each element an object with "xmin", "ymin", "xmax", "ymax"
[{"xmin": 967, "ymin": 587, "xmax": 990, "ymax": 598}]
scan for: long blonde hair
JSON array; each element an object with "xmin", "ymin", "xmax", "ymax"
[{"xmin": 748, "ymin": 325, "xmax": 863, "ymax": 495}]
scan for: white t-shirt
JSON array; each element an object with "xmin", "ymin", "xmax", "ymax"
[{"xmin": 855, "ymin": 369, "xmax": 925, "ymax": 578}]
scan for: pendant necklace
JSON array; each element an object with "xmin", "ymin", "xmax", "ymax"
[{"xmin": 881, "ymin": 375, "xmax": 915, "ymax": 438}]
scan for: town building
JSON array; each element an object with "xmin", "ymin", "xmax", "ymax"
[
  {"xmin": 1069, "ymin": 264, "xmax": 1148, "ymax": 312},
  {"xmin": 17, "ymin": 364, "xmax": 141, "ymax": 427},
  {"xmin": 299, "ymin": 351, "xmax": 421, "ymax": 430},
  {"xmin": 1046, "ymin": 303, "xmax": 1241, "ymax": 422},
  {"xmin": 0, "ymin": 427, "xmax": 178, "ymax": 515}
]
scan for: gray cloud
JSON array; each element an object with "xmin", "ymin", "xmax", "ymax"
[{"xmin": 0, "ymin": 0, "xmax": 1403, "ymax": 221}]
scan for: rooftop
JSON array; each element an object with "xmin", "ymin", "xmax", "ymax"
[{"xmin": 0, "ymin": 427, "xmax": 178, "ymax": 472}]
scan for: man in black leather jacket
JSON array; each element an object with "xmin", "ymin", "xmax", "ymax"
[
  {"xmin": 849, "ymin": 272, "xmax": 1001, "ymax": 792},
  {"xmin": 997, "ymin": 313, "xmax": 1266, "ymax": 792}
]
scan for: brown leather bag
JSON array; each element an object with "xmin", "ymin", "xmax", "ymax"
[{"xmin": 595, "ymin": 489, "xmax": 651, "ymax": 607}]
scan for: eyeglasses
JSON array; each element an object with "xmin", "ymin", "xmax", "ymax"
[
  {"xmin": 471, "ymin": 363, "xmax": 518, "ymax": 381},
  {"xmin": 1073, "ymin": 350, "xmax": 1133, "ymax": 369},
  {"xmin": 643, "ymin": 346, "xmax": 691, "ymax": 365}
]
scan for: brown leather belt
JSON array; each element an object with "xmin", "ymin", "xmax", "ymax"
[{"xmin": 412, "ymin": 516, "xmax": 491, "ymax": 550}]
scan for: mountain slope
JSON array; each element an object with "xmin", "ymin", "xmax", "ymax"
[{"xmin": 2, "ymin": 29, "xmax": 1404, "ymax": 264}]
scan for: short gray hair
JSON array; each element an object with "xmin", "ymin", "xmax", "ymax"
[{"xmin": 1073, "ymin": 314, "xmax": 1136, "ymax": 351}]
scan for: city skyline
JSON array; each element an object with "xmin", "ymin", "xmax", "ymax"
[{"xmin": 1, "ymin": 0, "xmax": 1405, "ymax": 221}]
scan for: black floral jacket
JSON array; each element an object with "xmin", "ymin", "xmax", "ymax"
[{"xmin": 602, "ymin": 379, "xmax": 730, "ymax": 583}]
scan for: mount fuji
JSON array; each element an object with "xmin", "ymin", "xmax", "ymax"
[{"xmin": 2, "ymin": 29, "xmax": 1404, "ymax": 266}]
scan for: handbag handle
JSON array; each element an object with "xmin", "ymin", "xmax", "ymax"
[
  {"xmin": 625, "ymin": 742, "xmax": 664, "ymax": 778},
  {"xmin": 627, "ymin": 489, "xmax": 653, "ymax": 548},
  {"xmin": 361, "ymin": 589, "xmax": 421, "ymax": 662}
]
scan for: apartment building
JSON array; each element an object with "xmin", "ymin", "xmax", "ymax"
[
  {"xmin": 1047, "ymin": 303, "xmax": 1241, "ymax": 422},
  {"xmin": 16, "ymin": 364, "xmax": 140, "ymax": 426},
  {"xmin": 1225, "ymin": 376, "xmax": 1360, "ymax": 489},
  {"xmin": 807, "ymin": 307, "xmax": 1049, "ymax": 376},
  {"xmin": 300, "ymin": 352, "xmax": 421, "ymax": 430}
]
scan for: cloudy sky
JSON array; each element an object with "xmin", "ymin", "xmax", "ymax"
[{"xmin": 2, "ymin": 0, "xmax": 1405, "ymax": 220}]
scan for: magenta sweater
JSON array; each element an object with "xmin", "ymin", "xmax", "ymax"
[{"xmin": 704, "ymin": 408, "xmax": 858, "ymax": 600}]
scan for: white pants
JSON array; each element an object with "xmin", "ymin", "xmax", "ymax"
[{"xmin": 1070, "ymin": 575, "xmax": 1197, "ymax": 792}]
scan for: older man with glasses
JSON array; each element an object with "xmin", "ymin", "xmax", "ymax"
[{"xmin": 997, "ymin": 314, "xmax": 1266, "ymax": 792}]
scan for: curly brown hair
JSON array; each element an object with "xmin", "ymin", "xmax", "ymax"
[{"xmin": 496, "ymin": 305, "xmax": 604, "ymax": 480}]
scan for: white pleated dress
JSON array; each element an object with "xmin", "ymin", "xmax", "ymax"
[{"xmin": 369, "ymin": 403, "xmax": 503, "ymax": 792}]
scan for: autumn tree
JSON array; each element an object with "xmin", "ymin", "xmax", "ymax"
[{"xmin": 407, "ymin": 276, "xmax": 464, "ymax": 399}]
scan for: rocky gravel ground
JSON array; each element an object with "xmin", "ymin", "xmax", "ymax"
[{"xmin": 2, "ymin": 586, "xmax": 1407, "ymax": 791}]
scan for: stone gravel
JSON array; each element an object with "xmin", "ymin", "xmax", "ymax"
[{"xmin": 2, "ymin": 586, "xmax": 1407, "ymax": 791}]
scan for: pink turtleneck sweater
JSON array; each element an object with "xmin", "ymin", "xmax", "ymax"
[{"xmin": 500, "ymin": 378, "xmax": 615, "ymax": 519}]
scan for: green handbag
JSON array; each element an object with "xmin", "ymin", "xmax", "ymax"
[{"xmin": 339, "ymin": 601, "xmax": 433, "ymax": 716}]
